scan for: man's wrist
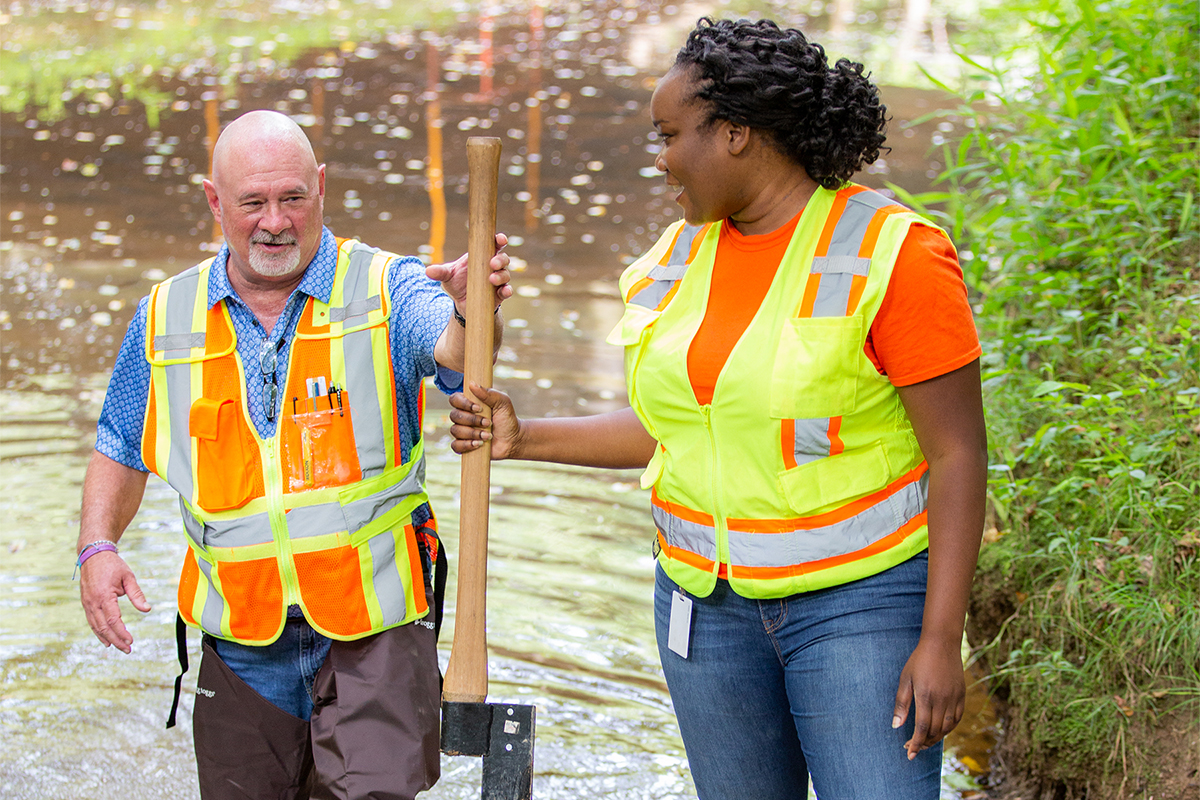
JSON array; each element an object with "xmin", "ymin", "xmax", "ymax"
[
  {"xmin": 451, "ymin": 304, "xmax": 500, "ymax": 328},
  {"xmin": 74, "ymin": 540, "xmax": 118, "ymax": 579}
]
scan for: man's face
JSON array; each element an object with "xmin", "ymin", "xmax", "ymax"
[{"xmin": 204, "ymin": 138, "xmax": 325, "ymax": 284}]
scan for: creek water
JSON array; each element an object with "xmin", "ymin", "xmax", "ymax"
[{"xmin": 0, "ymin": 1, "xmax": 994, "ymax": 797}]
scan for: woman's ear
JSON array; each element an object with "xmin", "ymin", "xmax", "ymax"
[{"xmin": 725, "ymin": 120, "xmax": 752, "ymax": 156}]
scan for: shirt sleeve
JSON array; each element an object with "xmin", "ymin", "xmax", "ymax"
[
  {"xmin": 95, "ymin": 295, "xmax": 152, "ymax": 472},
  {"xmin": 387, "ymin": 256, "xmax": 462, "ymax": 395},
  {"xmin": 864, "ymin": 224, "xmax": 982, "ymax": 387}
]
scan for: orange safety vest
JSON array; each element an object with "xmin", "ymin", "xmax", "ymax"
[
  {"xmin": 142, "ymin": 238, "xmax": 432, "ymax": 644},
  {"xmin": 608, "ymin": 185, "xmax": 943, "ymax": 599}
]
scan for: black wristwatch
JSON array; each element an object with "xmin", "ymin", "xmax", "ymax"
[{"xmin": 452, "ymin": 304, "xmax": 499, "ymax": 327}]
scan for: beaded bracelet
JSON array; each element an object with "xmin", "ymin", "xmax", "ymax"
[{"xmin": 72, "ymin": 540, "xmax": 118, "ymax": 579}]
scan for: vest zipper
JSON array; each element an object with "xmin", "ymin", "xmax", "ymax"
[
  {"xmin": 262, "ymin": 437, "xmax": 301, "ymax": 607},
  {"xmin": 699, "ymin": 405, "xmax": 728, "ymax": 570}
]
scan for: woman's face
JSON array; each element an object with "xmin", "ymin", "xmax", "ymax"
[{"xmin": 650, "ymin": 67, "xmax": 745, "ymax": 224}]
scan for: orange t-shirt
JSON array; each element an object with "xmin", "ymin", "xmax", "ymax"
[{"xmin": 686, "ymin": 216, "xmax": 981, "ymax": 406}]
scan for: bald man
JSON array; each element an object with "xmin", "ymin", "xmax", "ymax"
[{"xmin": 77, "ymin": 110, "xmax": 512, "ymax": 799}]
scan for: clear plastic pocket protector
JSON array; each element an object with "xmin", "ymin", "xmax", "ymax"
[{"xmin": 282, "ymin": 394, "xmax": 362, "ymax": 492}]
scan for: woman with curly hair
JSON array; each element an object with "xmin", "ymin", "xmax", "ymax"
[{"xmin": 451, "ymin": 17, "xmax": 986, "ymax": 798}]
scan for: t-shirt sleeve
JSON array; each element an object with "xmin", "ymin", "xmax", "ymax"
[
  {"xmin": 387, "ymin": 255, "xmax": 462, "ymax": 394},
  {"xmin": 864, "ymin": 224, "xmax": 982, "ymax": 387},
  {"xmin": 95, "ymin": 295, "xmax": 152, "ymax": 472}
]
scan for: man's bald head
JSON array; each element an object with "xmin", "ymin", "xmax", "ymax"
[
  {"xmin": 203, "ymin": 110, "xmax": 326, "ymax": 285},
  {"xmin": 210, "ymin": 110, "xmax": 318, "ymax": 191}
]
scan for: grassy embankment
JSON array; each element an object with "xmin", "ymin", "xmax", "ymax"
[{"xmin": 900, "ymin": 0, "xmax": 1199, "ymax": 796}]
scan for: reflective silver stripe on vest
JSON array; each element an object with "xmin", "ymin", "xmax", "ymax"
[
  {"xmin": 651, "ymin": 503, "xmax": 718, "ymax": 562},
  {"xmin": 162, "ymin": 267, "xmax": 204, "ymax": 502},
  {"xmin": 181, "ymin": 500, "xmax": 228, "ymax": 631},
  {"xmin": 792, "ymin": 417, "xmax": 832, "ymax": 465},
  {"xmin": 154, "ymin": 332, "xmax": 206, "ymax": 351},
  {"xmin": 181, "ymin": 498, "xmax": 206, "ymax": 549},
  {"xmin": 289, "ymin": 502, "xmax": 346, "ymax": 540},
  {"xmin": 648, "ymin": 263, "xmax": 688, "ymax": 282},
  {"xmin": 628, "ymin": 224, "xmax": 704, "ymax": 310},
  {"xmin": 342, "ymin": 456, "xmax": 426, "ymax": 533},
  {"xmin": 340, "ymin": 243, "xmax": 388, "ymax": 477},
  {"xmin": 809, "ymin": 194, "xmax": 885, "ymax": 318},
  {"xmin": 811, "ymin": 256, "xmax": 871, "ymax": 276},
  {"xmin": 330, "ymin": 295, "xmax": 382, "ymax": 323},
  {"xmin": 726, "ymin": 472, "xmax": 929, "ymax": 568},
  {"xmin": 201, "ymin": 511, "xmax": 275, "ymax": 548},
  {"xmin": 199, "ymin": 458, "xmax": 427, "ymax": 544},
  {"xmin": 195, "ymin": 555, "xmax": 226, "ymax": 633},
  {"xmin": 367, "ymin": 532, "xmax": 407, "ymax": 627}
]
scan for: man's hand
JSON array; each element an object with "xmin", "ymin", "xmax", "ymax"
[
  {"xmin": 77, "ymin": 451, "xmax": 150, "ymax": 654},
  {"xmin": 425, "ymin": 232, "xmax": 513, "ymax": 311},
  {"xmin": 80, "ymin": 550, "xmax": 151, "ymax": 654}
]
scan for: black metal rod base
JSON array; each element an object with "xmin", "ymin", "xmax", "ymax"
[{"xmin": 441, "ymin": 701, "xmax": 536, "ymax": 800}]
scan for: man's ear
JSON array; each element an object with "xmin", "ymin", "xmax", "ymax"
[{"xmin": 202, "ymin": 180, "xmax": 222, "ymax": 223}]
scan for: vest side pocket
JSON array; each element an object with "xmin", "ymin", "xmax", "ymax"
[
  {"xmin": 776, "ymin": 439, "xmax": 890, "ymax": 515},
  {"xmin": 189, "ymin": 398, "xmax": 255, "ymax": 512},
  {"xmin": 768, "ymin": 317, "xmax": 862, "ymax": 419}
]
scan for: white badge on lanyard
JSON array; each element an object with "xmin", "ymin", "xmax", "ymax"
[{"xmin": 668, "ymin": 589, "xmax": 693, "ymax": 659}]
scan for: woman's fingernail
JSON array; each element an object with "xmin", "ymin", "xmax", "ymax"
[{"xmin": 892, "ymin": 715, "xmax": 902, "ymax": 729}]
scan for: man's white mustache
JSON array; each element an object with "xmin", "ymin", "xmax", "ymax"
[{"xmin": 251, "ymin": 233, "xmax": 298, "ymax": 245}]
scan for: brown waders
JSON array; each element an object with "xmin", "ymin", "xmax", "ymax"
[{"xmin": 189, "ymin": 531, "xmax": 446, "ymax": 800}]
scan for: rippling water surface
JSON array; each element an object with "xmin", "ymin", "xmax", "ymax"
[{"xmin": 1, "ymin": 1, "xmax": 993, "ymax": 797}]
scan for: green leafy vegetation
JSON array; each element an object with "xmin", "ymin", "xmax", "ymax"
[
  {"xmin": 904, "ymin": 0, "xmax": 1199, "ymax": 793},
  {"xmin": 0, "ymin": 0, "xmax": 459, "ymax": 123}
]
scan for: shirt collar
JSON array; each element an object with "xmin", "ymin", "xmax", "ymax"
[{"xmin": 207, "ymin": 227, "xmax": 339, "ymax": 310}]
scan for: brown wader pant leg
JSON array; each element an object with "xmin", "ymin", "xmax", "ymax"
[
  {"xmin": 193, "ymin": 642, "xmax": 315, "ymax": 800},
  {"xmin": 308, "ymin": 620, "xmax": 441, "ymax": 800}
]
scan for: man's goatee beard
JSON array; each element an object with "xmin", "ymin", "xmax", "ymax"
[{"xmin": 242, "ymin": 235, "xmax": 301, "ymax": 277}]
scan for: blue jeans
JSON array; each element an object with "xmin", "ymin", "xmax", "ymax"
[
  {"xmin": 654, "ymin": 553, "xmax": 941, "ymax": 800},
  {"xmin": 207, "ymin": 615, "xmax": 333, "ymax": 720}
]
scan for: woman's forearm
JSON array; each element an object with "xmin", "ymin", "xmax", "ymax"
[
  {"xmin": 515, "ymin": 406, "xmax": 657, "ymax": 469},
  {"xmin": 895, "ymin": 360, "xmax": 988, "ymax": 644}
]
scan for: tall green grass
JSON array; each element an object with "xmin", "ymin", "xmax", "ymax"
[{"xmin": 900, "ymin": 0, "xmax": 1199, "ymax": 791}]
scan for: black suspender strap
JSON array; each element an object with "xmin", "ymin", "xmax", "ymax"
[
  {"xmin": 165, "ymin": 613, "xmax": 189, "ymax": 729},
  {"xmin": 433, "ymin": 533, "xmax": 448, "ymax": 642}
]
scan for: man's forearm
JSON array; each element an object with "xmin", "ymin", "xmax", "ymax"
[
  {"xmin": 78, "ymin": 450, "xmax": 150, "ymax": 550},
  {"xmin": 433, "ymin": 305, "xmax": 504, "ymax": 373}
]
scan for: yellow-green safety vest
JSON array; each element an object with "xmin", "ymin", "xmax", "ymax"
[{"xmin": 608, "ymin": 184, "xmax": 944, "ymax": 599}]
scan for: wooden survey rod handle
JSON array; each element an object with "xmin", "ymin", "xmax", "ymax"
[{"xmin": 442, "ymin": 137, "xmax": 502, "ymax": 704}]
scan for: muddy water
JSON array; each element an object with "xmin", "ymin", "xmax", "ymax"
[{"xmin": 1, "ymin": 1, "xmax": 992, "ymax": 797}]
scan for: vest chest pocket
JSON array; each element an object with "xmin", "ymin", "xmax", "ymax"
[
  {"xmin": 189, "ymin": 398, "xmax": 255, "ymax": 512},
  {"xmin": 768, "ymin": 317, "xmax": 863, "ymax": 420},
  {"xmin": 281, "ymin": 395, "xmax": 363, "ymax": 494}
]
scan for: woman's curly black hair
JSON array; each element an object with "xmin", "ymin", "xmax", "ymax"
[{"xmin": 674, "ymin": 17, "xmax": 888, "ymax": 191}]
